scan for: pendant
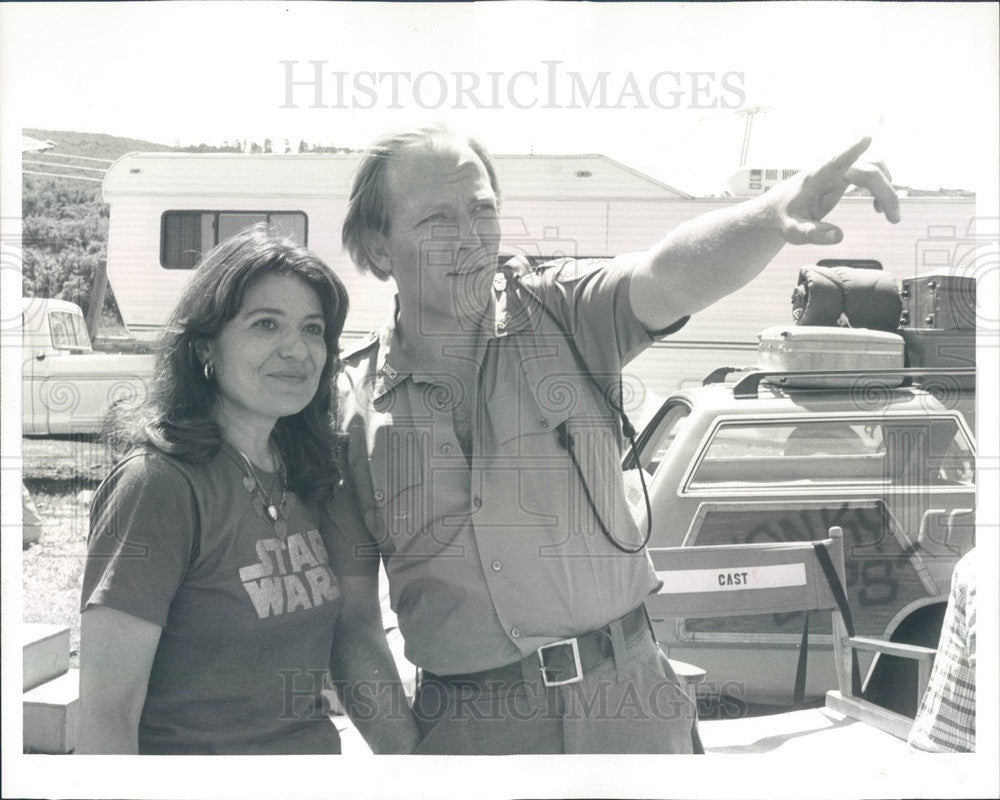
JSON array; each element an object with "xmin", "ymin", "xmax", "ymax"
[
  {"xmin": 274, "ymin": 519, "xmax": 288, "ymax": 539},
  {"xmin": 243, "ymin": 475, "xmax": 256, "ymax": 492},
  {"xmin": 267, "ymin": 505, "xmax": 279, "ymax": 522}
]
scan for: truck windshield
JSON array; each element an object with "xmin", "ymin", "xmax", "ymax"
[
  {"xmin": 689, "ymin": 417, "xmax": 974, "ymax": 489},
  {"xmin": 48, "ymin": 310, "xmax": 91, "ymax": 351},
  {"xmin": 636, "ymin": 401, "xmax": 692, "ymax": 475}
]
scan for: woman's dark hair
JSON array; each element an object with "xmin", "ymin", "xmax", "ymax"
[{"xmin": 107, "ymin": 224, "xmax": 349, "ymax": 501}]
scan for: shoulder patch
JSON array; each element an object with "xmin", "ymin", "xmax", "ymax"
[{"xmin": 340, "ymin": 330, "xmax": 379, "ymax": 362}]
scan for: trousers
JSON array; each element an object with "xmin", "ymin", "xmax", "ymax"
[{"xmin": 411, "ymin": 620, "xmax": 700, "ymax": 754}]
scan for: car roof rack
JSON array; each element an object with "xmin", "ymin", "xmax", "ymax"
[
  {"xmin": 702, "ymin": 366, "xmax": 754, "ymax": 385},
  {"xmin": 732, "ymin": 367, "xmax": 976, "ymax": 399}
]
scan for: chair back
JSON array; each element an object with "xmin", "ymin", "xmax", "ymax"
[{"xmin": 645, "ymin": 528, "xmax": 851, "ymax": 692}]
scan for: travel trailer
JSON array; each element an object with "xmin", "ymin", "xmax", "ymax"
[
  {"xmin": 101, "ymin": 151, "xmax": 694, "ymax": 342},
  {"xmin": 727, "ymin": 166, "xmax": 802, "ymax": 196},
  {"xmin": 101, "ymin": 152, "xmax": 976, "ymax": 408}
]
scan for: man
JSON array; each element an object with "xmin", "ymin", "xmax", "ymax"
[
  {"xmin": 332, "ymin": 122, "xmax": 899, "ymax": 754},
  {"xmin": 908, "ymin": 548, "xmax": 977, "ymax": 753}
]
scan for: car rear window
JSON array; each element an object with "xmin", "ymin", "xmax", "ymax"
[{"xmin": 688, "ymin": 418, "xmax": 974, "ymax": 489}]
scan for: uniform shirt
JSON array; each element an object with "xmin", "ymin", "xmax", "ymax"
[
  {"xmin": 908, "ymin": 549, "xmax": 976, "ymax": 753},
  {"xmin": 82, "ymin": 445, "xmax": 344, "ymax": 754},
  {"xmin": 338, "ymin": 257, "xmax": 688, "ymax": 674}
]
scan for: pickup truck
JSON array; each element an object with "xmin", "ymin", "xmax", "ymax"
[
  {"xmin": 21, "ymin": 298, "xmax": 154, "ymax": 436},
  {"xmin": 626, "ymin": 361, "xmax": 976, "ymax": 716}
]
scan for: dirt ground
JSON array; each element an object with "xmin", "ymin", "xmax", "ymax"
[{"xmin": 21, "ymin": 435, "xmax": 114, "ymax": 668}]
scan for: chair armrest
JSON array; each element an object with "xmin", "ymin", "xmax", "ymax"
[
  {"xmin": 667, "ymin": 658, "xmax": 708, "ymax": 685},
  {"xmin": 848, "ymin": 636, "xmax": 936, "ymax": 662}
]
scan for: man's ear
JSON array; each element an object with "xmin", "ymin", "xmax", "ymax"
[{"xmin": 365, "ymin": 231, "xmax": 392, "ymax": 278}]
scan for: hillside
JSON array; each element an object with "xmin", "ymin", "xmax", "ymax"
[
  {"xmin": 23, "ymin": 128, "xmax": 173, "ymax": 161},
  {"xmin": 19, "ymin": 130, "xmax": 170, "ymax": 329}
]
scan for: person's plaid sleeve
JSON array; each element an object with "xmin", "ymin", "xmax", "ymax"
[{"xmin": 907, "ymin": 552, "xmax": 976, "ymax": 753}]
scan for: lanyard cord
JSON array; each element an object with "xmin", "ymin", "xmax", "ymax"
[{"xmin": 510, "ymin": 273, "xmax": 654, "ymax": 554}]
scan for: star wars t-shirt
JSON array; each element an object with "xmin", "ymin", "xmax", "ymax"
[{"xmin": 82, "ymin": 444, "xmax": 343, "ymax": 754}]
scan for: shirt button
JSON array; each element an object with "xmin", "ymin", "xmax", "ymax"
[
  {"xmin": 540, "ymin": 418, "xmax": 549, "ymax": 428},
  {"xmin": 374, "ymin": 490, "xmax": 385, "ymax": 502},
  {"xmin": 473, "ymin": 496, "xmax": 483, "ymax": 508},
  {"xmin": 441, "ymin": 443, "xmax": 452, "ymax": 454},
  {"xmin": 491, "ymin": 560, "xmax": 502, "ymax": 571},
  {"xmin": 511, "ymin": 628, "xmax": 521, "ymax": 638}
]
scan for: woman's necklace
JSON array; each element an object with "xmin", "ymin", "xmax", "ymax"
[{"xmin": 230, "ymin": 445, "xmax": 288, "ymax": 539}]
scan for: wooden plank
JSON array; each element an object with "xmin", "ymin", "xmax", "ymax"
[
  {"xmin": 22, "ymin": 623, "xmax": 69, "ymax": 691},
  {"xmin": 825, "ymin": 690, "xmax": 914, "ymax": 741},
  {"xmin": 849, "ymin": 636, "xmax": 937, "ymax": 661},
  {"xmin": 23, "ymin": 668, "xmax": 79, "ymax": 754}
]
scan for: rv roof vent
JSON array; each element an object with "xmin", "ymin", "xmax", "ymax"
[
  {"xmin": 129, "ymin": 168, "xmax": 141, "ymax": 174},
  {"xmin": 575, "ymin": 170, "xmax": 592, "ymax": 178}
]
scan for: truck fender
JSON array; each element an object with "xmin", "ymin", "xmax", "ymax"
[{"xmin": 862, "ymin": 600, "xmax": 946, "ymax": 718}]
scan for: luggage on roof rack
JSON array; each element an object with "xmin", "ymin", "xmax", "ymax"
[
  {"xmin": 899, "ymin": 328, "xmax": 975, "ymax": 388},
  {"xmin": 900, "ymin": 272, "xmax": 976, "ymax": 330},
  {"xmin": 758, "ymin": 326, "xmax": 905, "ymax": 388},
  {"xmin": 792, "ymin": 265, "xmax": 902, "ymax": 331}
]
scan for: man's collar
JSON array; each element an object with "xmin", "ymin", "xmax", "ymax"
[
  {"xmin": 372, "ymin": 274, "xmax": 538, "ymax": 401},
  {"xmin": 371, "ymin": 300, "xmax": 407, "ymax": 401}
]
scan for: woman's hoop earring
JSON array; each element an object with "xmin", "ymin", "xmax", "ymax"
[{"xmin": 203, "ymin": 362, "xmax": 214, "ymax": 382}]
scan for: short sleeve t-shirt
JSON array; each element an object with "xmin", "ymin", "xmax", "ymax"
[{"xmin": 82, "ymin": 445, "xmax": 344, "ymax": 754}]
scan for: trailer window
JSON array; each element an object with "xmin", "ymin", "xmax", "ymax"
[{"xmin": 161, "ymin": 211, "xmax": 308, "ymax": 269}]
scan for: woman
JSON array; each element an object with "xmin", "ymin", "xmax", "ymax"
[{"xmin": 78, "ymin": 225, "xmax": 353, "ymax": 754}]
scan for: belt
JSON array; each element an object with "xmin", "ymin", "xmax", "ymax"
[{"xmin": 423, "ymin": 605, "xmax": 649, "ymax": 690}]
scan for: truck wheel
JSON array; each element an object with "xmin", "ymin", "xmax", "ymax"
[{"xmin": 862, "ymin": 604, "xmax": 945, "ymax": 718}]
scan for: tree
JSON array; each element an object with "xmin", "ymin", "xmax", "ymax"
[{"xmin": 20, "ymin": 176, "xmax": 119, "ymax": 322}]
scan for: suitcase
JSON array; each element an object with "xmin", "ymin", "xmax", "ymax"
[
  {"xmin": 899, "ymin": 328, "xmax": 976, "ymax": 388},
  {"xmin": 900, "ymin": 272, "xmax": 976, "ymax": 330},
  {"xmin": 758, "ymin": 325, "xmax": 904, "ymax": 388}
]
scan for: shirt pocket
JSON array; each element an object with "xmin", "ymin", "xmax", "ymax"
[
  {"xmin": 489, "ymin": 355, "xmax": 577, "ymax": 448},
  {"xmin": 366, "ymin": 424, "xmax": 427, "ymax": 548}
]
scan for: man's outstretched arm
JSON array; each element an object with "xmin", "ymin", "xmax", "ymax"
[{"xmin": 628, "ymin": 137, "xmax": 901, "ymax": 331}]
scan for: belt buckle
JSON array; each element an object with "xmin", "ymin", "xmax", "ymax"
[{"xmin": 537, "ymin": 638, "xmax": 583, "ymax": 687}]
